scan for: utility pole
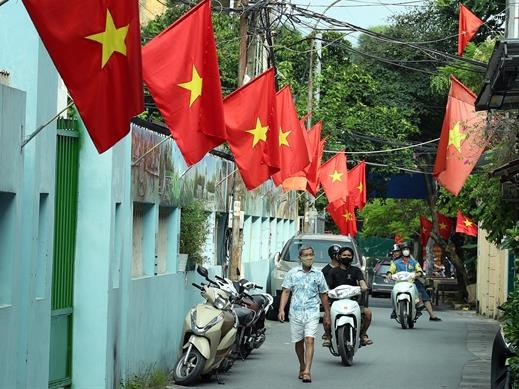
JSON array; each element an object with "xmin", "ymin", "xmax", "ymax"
[
  {"xmin": 229, "ymin": 0, "xmax": 255, "ymax": 281},
  {"xmin": 506, "ymin": 0, "xmax": 519, "ymax": 39}
]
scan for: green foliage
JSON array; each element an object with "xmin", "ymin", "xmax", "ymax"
[
  {"xmin": 502, "ymin": 222, "xmax": 519, "ymax": 257},
  {"xmin": 121, "ymin": 365, "xmax": 169, "ymax": 389},
  {"xmin": 359, "ymin": 199, "xmax": 429, "ymax": 239},
  {"xmin": 180, "ymin": 201, "xmax": 209, "ymax": 266}
]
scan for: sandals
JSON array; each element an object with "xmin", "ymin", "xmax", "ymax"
[
  {"xmin": 360, "ymin": 335, "xmax": 373, "ymax": 346},
  {"xmin": 302, "ymin": 373, "xmax": 312, "ymax": 383},
  {"xmin": 298, "ymin": 371, "xmax": 304, "ymax": 380}
]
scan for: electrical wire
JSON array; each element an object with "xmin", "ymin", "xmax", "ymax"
[{"xmin": 323, "ymin": 137, "xmax": 440, "ymax": 155}]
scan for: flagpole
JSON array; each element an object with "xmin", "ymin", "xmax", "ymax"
[
  {"xmin": 131, "ymin": 136, "xmax": 171, "ymax": 166},
  {"xmin": 21, "ymin": 101, "xmax": 74, "ymax": 150}
]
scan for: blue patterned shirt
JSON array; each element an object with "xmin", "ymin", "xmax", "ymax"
[{"xmin": 282, "ymin": 266, "xmax": 329, "ymax": 321}]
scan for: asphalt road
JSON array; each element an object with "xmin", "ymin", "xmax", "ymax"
[{"xmin": 176, "ymin": 297, "xmax": 494, "ymax": 389}]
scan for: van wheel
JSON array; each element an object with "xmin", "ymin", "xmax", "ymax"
[{"xmin": 171, "ymin": 347, "xmax": 206, "ymax": 386}]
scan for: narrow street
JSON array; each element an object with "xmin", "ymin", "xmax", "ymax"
[{"xmin": 185, "ymin": 298, "xmax": 497, "ymax": 389}]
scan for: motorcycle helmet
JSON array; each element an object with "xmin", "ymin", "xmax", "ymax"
[
  {"xmin": 328, "ymin": 244, "xmax": 341, "ymax": 259},
  {"xmin": 400, "ymin": 241, "xmax": 412, "ymax": 257},
  {"xmin": 338, "ymin": 247, "xmax": 354, "ymax": 266}
]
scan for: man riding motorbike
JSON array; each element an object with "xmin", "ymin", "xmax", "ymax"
[
  {"xmin": 324, "ymin": 247, "xmax": 373, "ymax": 346},
  {"xmin": 386, "ymin": 242, "xmax": 441, "ymax": 322},
  {"xmin": 321, "ymin": 245, "xmax": 341, "ymax": 347}
]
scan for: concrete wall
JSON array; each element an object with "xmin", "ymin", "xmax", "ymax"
[
  {"xmin": 477, "ymin": 228, "xmax": 510, "ymax": 319},
  {"xmin": 0, "ymin": 2, "xmax": 59, "ymax": 387}
]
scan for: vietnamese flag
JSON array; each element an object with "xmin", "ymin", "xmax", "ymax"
[
  {"xmin": 458, "ymin": 4, "xmax": 484, "ymax": 56},
  {"xmin": 223, "ymin": 68, "xmax": 280, "ymax": 190},
  {"xmin": 306, "ymin": 123, "xmax": 325, "ymax": 197},
  {"xmin": 433, "ymin": 76, "xmax": 486, "ymax": 196},
  {"xmin": 272, "ymin": 86, "xmax": 310, "ymax": 186},
  {"xmin": 437, "ymin": 212, "xmax": 454, "ymax": 240},
  {"xmin": 142, "ymin": 0, "xmax": 226, "ymax": 166},
  {"xmin": 22, "ymin": 0, "xmax": 144, "ymax": 153},
  {"xmin": 419, "ymin": 216, "xmax": 432, "ymax": 246},
  {"xmin": 348, "ymin": 161, "xmax": 367, "ymax": 210},
  {"xmin": 319, "ymin": 151, "xmax": 348, "ymax": 203},
  {"xmin": 327, "ymin": 199, "xmax": 357, "ymax": 237},
  {"xmin": 456, "ymin": 210, "xmax": 477, "ymax": 237}
]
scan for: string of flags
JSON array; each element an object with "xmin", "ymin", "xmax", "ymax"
[{"xmin": 21, "ymin": 0, "xmax": 486, "ymax": 237}]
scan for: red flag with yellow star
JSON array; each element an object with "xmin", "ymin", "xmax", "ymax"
[
  {"xmin": 419, "ymin": 216, "xmax": 432, "ymax": 246},
  {"xmin": 327, "ymin": 199, "xmax": 357, "ymax": 237},
  {"xmin": 348, "ymin": 161, "xmax": 367, "ymax": 210},
  {"xmin": 319, "ymin": 151, "xmax": 348, "ymax": 203},
  {"xmin": 455, "ymin": 210, "xmax": 477, "ymax": 237},
  {"xmin": 458, "ymin": 4, "xmax": 483, "ymax": 56},
  {"xmin": 142, "ymin": 0, "xmax": 226, "ymax": 165},
  {"xmin": 223, "ymin": 68, "xmax": 280, "ymax": 190},
  {"xmin": 433, "ymin": 76, "xmax": 486, "ymax": 196},
  {"xmin": 272, "ymin": 86, "xmax": 310, "ymax": 186},
  {"xmin": 437, "ymin": 212, "xmax": 454, "ymax": 240},
  {"xmin": 22, "ymin": 0, "xmax": 143, "ymax": 153}
]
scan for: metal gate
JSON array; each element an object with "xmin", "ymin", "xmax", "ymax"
[{"xmin": 49, "ymin": 117, "xmax": 79, "ymax": 388}]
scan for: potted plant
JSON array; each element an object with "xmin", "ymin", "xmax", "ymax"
[{"xmin": 179, "ymin": 200, "xmax": 209, "ymax": 271}]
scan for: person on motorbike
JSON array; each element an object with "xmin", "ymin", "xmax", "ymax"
[
  {"xmin": 390, "ymin": 243, "xmax": 402, "ymax": 260},
  {"xmin": 386, "ymin": 242, "xmax": 442, "ymax": 321},
  {"xmin": 325, "ymin": 247, "xmax": 373, "ymax": 346},
  {"xmin": 321, "ymin": 244, "xmax": 341, "ymax": 347}
]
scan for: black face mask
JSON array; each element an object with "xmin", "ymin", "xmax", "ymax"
[{"xmin": 340, "ymin": 256, "xmax": 353, "ymax": 266}]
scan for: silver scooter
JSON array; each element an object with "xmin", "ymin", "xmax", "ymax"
[
  {"xmin": 327, "ymin": 285, "xmax": 362, "ymax": 366},
  {"xmin": 390, "ymin": 271, "xmax": 420, "ymax": 329},
  {"xmin": 172, "ymin": 267, "xmax": 237, "ymax": 385}
]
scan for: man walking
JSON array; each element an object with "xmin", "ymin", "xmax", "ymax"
[{"xmin": 278, "ymin": 246, "xmax": 330, "ymax": 383}]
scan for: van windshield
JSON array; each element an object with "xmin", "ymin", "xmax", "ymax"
[{"xmin": 281, "ymin": 239, "xmax": 356, "ymax": 264}]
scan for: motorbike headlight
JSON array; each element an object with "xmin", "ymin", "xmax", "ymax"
[{"xmin": 213, "ymin": 296, "xmax": 227, "ymax": 310}]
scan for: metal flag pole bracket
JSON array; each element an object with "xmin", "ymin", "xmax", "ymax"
[
  {"xmin": 131, "ymin": 136, "xmax": 171, "ymax": 167},
  {"xmin": 216, "ymin": 168, "xmax": 238, "ymax": 188},
  {"xmin": 21, "ymin": 101, "xmax": 74, "ymax": 150},
  {"xmin": 178, "ymin": 165, "xmax": 194, "ymax": 179}
]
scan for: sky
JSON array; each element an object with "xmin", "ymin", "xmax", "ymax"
[{"xmin": 294, "ymin": 0, "xmax": 424, "ymax": 44}]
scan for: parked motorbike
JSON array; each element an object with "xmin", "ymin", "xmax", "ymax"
[
  {"xmin": 214, "ymin": 275, "xmax": 273, "ymax": 359},
  {"xmin": 327, "ymin": 285, "xmax": 362, "ymax": 366},
  {"xmin": 171, "ymin": 266, "xmax": 237, "ymax": 386},
  {"xmin": 491, "ymin": 328, "xmax": 516, "ymax": 389},
  {"xmin": 390, "ymin": 271, "xmax": 420, "ymax": 329}
]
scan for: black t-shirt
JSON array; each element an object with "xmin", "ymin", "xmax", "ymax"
[
  {"xmin": 326, "ymin": 266, "xmax": 365, "ymax": 290},
  {"xmin": 322, "ymin": 264, "xmax": 335, "ymax": 282}
]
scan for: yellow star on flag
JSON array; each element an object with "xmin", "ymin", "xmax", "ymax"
[
  {"xmin": 178, "ymin": 65, "xmax": 203, "ymax": 107},
  {"xmin": 357, "ymin": 182, "xmax": 363, "ymax": 193},
  {"xmin": 279, "ymin": 129, "xmax": 291, "ymax": 147},
  {"xmin": 246, "ymin": 118, "xmax": 269, "ymax": 147},
  {"xmin": 463, "ymin": 218, "xmax": 473, "ymax": 227},
  {"xmin": 86, "ymin": 10, "xmax": 129, "ymax": 68},
  {"xmin": 343, "ymin": 212, "xmax": 353, "ymax": 222},
  {"xmin": 439, "ymin": 222, "xmax": 447, "ymax": 230},
  {"xmin": 448, "ymin": 122, "xmax": 467, "ymax": 153},
  {"xmin": 329, "ymin": 170, "xmax": 343, "ymax": 183}
]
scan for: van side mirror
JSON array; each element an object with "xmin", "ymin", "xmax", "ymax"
[
  {"xmin": 197, "ymin": 266, "xmax": 209, "ymax": 278},
  {"xmin": 274, "ymin": 252, "xmax": 281, "ymax": 268}
]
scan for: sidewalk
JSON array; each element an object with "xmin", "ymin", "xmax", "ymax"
[{"xmin": 457, "ymin": 311, "xmax": 499, "ymax": 389}]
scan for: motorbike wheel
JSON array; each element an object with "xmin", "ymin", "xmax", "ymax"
[
  {"xmin": 398, "ymin": 301, "xmax": 409, "ymax": 329},
  {"xmin": 336, "ymin": 325, "xmax": 354, "ymax": 366},
  {"xmin": 171, "ymin": 347, "xmax": 206, "ymax": 386},
  {"xmin": 407, "ymin": 313, "xmax": 415, "ymax": 329}
]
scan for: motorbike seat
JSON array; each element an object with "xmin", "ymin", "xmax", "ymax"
[
  {"xmin": 233, "ymin": 306, "xmax": 256, "ymax": 326},
  {"xmin": 250, "ymin": 294, "xmax": 267, "ymax": 307}
]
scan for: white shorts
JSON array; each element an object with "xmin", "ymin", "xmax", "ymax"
[{"xmin": 290, "ymin": 317, "xmax": 320, "ymax": 343}]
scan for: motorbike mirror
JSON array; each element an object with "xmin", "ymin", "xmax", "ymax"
[{"xmin": 197, "ymin": 266, "xmax": 209, "ymax": 278}]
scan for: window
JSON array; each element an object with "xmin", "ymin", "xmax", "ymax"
[
  {"xmin": 0, "ymin": 192, "xmax": 15, "ymax": 305},
  {"xmin": 35, "ymin": 193, "xmax": 49, "ymax": 298},
  {"xmin": 157, "ymin": 206, "xmax": 178, "ymax": 274},
  {"xmin": 132, "ymin": 202, "xmax": 156, "ymax": 277}
]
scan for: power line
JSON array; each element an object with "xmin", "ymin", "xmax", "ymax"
[{"xmin": 323, "ymin": 137, "xmax": 440, "ymax": 155}]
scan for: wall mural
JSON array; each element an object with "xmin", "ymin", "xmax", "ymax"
[{"xmin": 131, "ymin": 123, "xmax": 297, "ymax": 219}]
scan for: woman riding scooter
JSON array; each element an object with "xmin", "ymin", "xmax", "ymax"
[{"xmin": 386, "ymin": 242, "xmax": 441, "ymax": 322}]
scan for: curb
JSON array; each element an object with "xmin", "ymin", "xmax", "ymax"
[{"xmin": 458, "ymin": 312, "xmax": 499, "ymax": 388}]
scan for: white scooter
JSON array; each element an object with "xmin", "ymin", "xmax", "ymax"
[
  {"xmin": 390, "ymin": 271, "xmax": 420, "ymax": 329},
  {"xmin": 327, "ymin": 285, "xmax": 362, "ymax": 366}
]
